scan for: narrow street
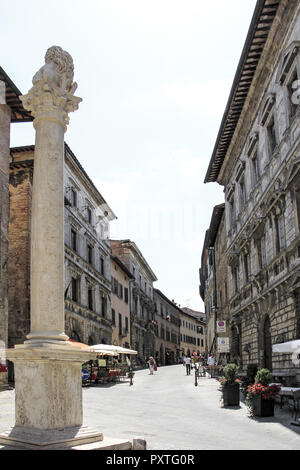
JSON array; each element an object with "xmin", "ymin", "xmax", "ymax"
[
  {"xmin": 7, "ymin": 364, "xmax": 300, "ymax": 450},
  {"xmin": 1, "ymin": 364, "xmax": 300, "ymax": 450}
]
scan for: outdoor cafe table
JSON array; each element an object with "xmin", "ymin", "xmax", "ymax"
[{"xmin": 277, "ymin": 387, "xmax": 300, "ymax": 424}]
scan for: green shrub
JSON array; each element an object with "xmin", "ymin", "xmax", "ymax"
[
  {"xmin": 255, "ymin": 368, "xmax": 272, "ymax": 386},
  {"xmin": 222, "ymin": 363, "xmax": 240, "ymax": 385}
]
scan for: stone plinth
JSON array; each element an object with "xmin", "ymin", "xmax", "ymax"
[
  {"xmin": 7, "ymin": 345, "xmax": 89, "ymax": 429},
  {"xmin": 0, "ymin": 344, "xmax": 105, "ymax": 449}
]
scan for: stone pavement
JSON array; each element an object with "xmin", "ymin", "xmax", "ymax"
[{"xmin": 1, "ymin": 364, "xmax": 300, "ymax": 450}]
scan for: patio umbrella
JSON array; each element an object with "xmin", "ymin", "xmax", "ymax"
[
  {"xmin": 272, "ymin": 339, "xmax": 300, "ymax": 353},
  {"xmin": 90, "ymin": 344, "xmax": 137, "ymax": 355},
  {"xmin": 67, "ymin": 340, "xmax": 116, "ymax": 355},
  {"xmin": 67, "ymin": 339, "xmax": 92, "ymax": 350}
]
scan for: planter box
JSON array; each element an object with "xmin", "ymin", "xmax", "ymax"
[
  {"xmin": 252, "ymin": 395, "xmax": 274, "ymax": 417},
  {"xmin": 223, "ymin": 382, "xmax": 240, "ymax": 406}
]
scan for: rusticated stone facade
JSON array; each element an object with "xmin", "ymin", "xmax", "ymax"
[{"xmin": 203, "ymin": 0, "xmax": 300, "ymax": 384}]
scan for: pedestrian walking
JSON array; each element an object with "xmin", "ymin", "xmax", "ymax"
[
  {"xmin": 207, "ymin": 354, "xmax": 216, "ymax": 378},
  {"xmin": 185, "ymin": 355, "xmax": 191, "ymax": 375},
  {"xmin": 198, "ymin": 356, "xmax": 205, "ymax": 377},
  {"xmin": 147, "ymin": 356, "xmax": 156, "ymax": 375}
]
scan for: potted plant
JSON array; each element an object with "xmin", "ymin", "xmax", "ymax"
[
  {"xmin": 240, "ymin": 364, "xmax": 258, "ymax": 398},
  {"xmin": 246, "ymin": 368, "xmax": 281, "ymax": 417},
  {"xmin": 219, "ymin": 363, "xmax": 240, "ymax": 406}
]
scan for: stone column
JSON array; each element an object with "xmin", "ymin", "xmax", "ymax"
[
  {"xmin": 0, "ymin": 47, "xmax": 139, "ymax": 450},
  {"xmin": 22, "ymin": 47, "xmax": 82, "ymax": 345},
  {"xmin": 0, "ymin": 81, "xmax": 11, "ymax": 390},
  {"xmin": 0, "ymin": 47, "xmax": 103, "ymax": 448}
]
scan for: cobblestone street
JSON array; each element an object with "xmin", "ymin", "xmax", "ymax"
[{"xmin": 1, "ymin": 365, "xmax": 300, "ymax": 450}]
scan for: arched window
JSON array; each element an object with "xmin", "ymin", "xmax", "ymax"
[{"xmin": 276, "ymin": 41, "xmax": 300, "ymax": 119}]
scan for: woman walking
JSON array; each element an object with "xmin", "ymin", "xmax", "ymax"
[{"xmin": 147, "ymin": 356, "xmax": 156, "ymax": 375}]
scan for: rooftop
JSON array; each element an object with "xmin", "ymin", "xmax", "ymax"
[
  {"xmin": 204, "ymin": 0, "xmax": 280, "ymax": 183},
  {"xmin": 0, "ymin": 66, "xmax": 33, "ymax": 122}
]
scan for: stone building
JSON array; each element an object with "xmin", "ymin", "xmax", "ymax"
[
  {"xmin": 8, "ymin": 142, "xmax": 116, "ymax": 349},
  {"xmin": 153, "ymin": 289, "xmax": 181, "ymax": 365},
  {"xmin": 204, "ymin": 0, "xmax": 300, "ymax": 383},
  {"xmin": 181, "ymin": 307, "xmax": 206, "ymax": 357},
  {"xmin": 179, "ymin": 307, "xmax": 206, "ymax": 358},
  {"xmin": 0, "ymin": 68, "xmax": 33, "ymax": 389},
  {"xmin": 199, "ymin": 204, "xmax": 229, "ymax": 357},
  {"xmin": 110, "ymin": 239, "xmax": 157, "ymax": 365},
  {"xmin": 110, "ymin": 254, "xmax": 134, "ymax": 348}
]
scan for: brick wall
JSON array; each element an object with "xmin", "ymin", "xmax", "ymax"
[{"xmin": 8, "ymin": 163, "xmax": 33, "ymax": 346}]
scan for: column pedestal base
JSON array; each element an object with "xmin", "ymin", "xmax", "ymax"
[{"xmin": 0, "ymin": 425, "xmax": 104, "ymax": 450}]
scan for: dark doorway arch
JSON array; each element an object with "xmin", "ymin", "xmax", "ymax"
[
  {"xmin": 231, "ymin": 324, "xmax": 241, "ymax": 365},
  {"xmin": 70, "ymin": 331, "xmax": 81, "ymax": 342}
]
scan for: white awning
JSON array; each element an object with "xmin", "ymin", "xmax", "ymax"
[
  {"xmin": 272, "ymin": 339, "xmax": 300, "ymax": 353},
  {"xmin": 90, "ymin": 344, "xmax": 137, "ymax": 355}
]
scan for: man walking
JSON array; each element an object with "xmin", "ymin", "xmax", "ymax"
[
  {"xmin": 207, "ymin": 354, "xmax": 216, "ymax": 378},
  {"xmin": 185, "ymin": 355, "xmax": 191, "ymax": 375}
]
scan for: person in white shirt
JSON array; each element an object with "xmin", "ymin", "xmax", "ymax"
[
  {"xmin": 185, "ymin": 355, "xmax": 191, "ymax": 375},
  {"xmin": 207, "ymin": 354, "xmax": 216, "ymax": 377}
]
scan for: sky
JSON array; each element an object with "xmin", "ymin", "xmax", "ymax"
[{"xmin": 2, "ymin": 0, "xmax": 257, "ymax": 312}]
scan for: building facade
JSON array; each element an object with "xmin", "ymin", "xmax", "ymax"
[
  {"xmin": 8, "ymin": 143, "xmax": 116, "ymax": 349},
  {"xmin": 0, "ymin": 68, "xmax": 33, "ymax": 388},
  {"xmin": 204, "ymin": 0, "xmax": 300, "ymax": 383},
  {"xmin": 110, "ymin": 239, "xmax": 157, "ymax": 365},
  {"xmin": 179, "ymin": 308, "xmax": 206, "ymax": 358},
  {"xmin": 110, "ymin": 254, "xmax": 134, "ymax": 348},
  {"xmin": 181, "ymin": 308, "xmax": 206, "ymax": 356},
  {"xmin": 153, "ymin": 289, "xmax": 181, "ymax": 365}
]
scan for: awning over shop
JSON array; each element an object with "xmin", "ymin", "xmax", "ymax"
[
  {"xmin": 272, "ymin": 339, "xmax": 300, "ymax": 353},
  {"xmin": 90, "ymin": 344, "xmax": 137, "ymax": 355}
]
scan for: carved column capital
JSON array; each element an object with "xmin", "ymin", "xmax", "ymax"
[{"xmin": 20, "ymin": 46, "xmax": 82, "ymax": 131}]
